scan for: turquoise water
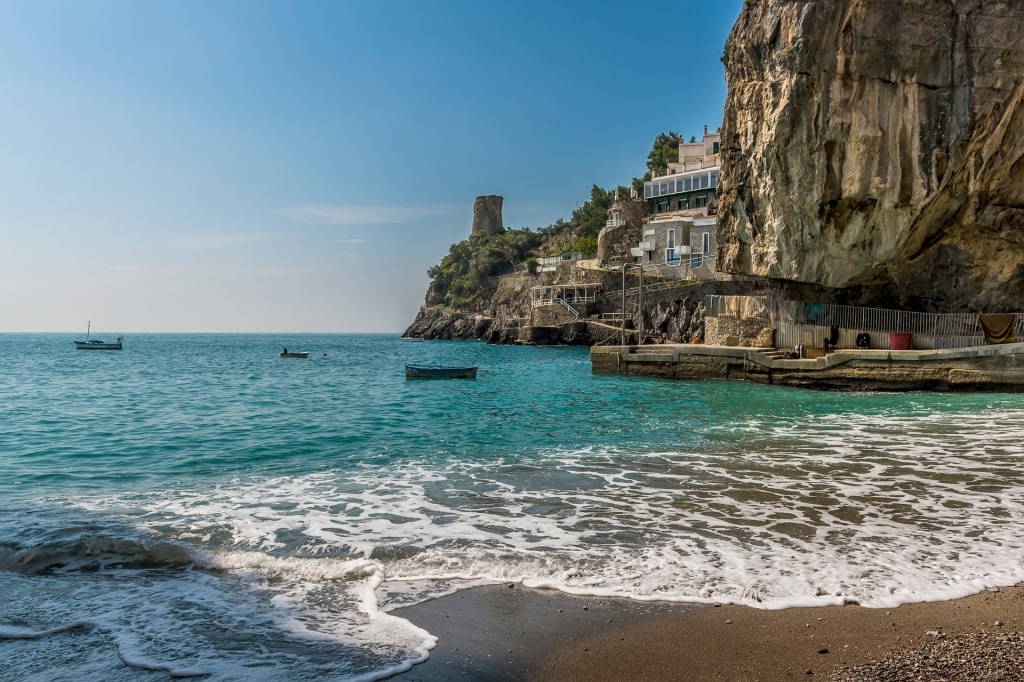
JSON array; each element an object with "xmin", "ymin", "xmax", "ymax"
[{"xmin": 3, "ymin": 333, "xmax": 1024, "ymax": 680}]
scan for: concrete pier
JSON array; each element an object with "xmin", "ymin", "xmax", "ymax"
[{"xmin": 590, "ymin": 342, "xmax": 1024, "ymax": 391}]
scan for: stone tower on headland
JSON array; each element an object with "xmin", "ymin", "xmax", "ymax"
[{"xmin": 471, "ymin": 195, "xmax": 504, "ymax": 237}]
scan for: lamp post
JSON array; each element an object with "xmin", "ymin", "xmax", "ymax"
[{"xmin": 621, "ymin": 262, "xmax": 644, "ymax": 346}]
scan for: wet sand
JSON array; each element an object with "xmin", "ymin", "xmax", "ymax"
[{"xmin": 389, "ymin": 583, "xmax": 1024, "ymax": 681}]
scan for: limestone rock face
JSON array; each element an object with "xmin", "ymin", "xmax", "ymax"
[
  {"xmin": 718, "ymin": 0, "xmax": 1024, "ymax": 312},
  {"xmin": 471, "ymin": 195, "xmax": 504, "ymax": 237}
]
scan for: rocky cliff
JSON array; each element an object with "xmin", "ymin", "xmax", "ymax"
[{"xmin": 718, "ymin": 0, "xmax": 1024, "ymax": 312}]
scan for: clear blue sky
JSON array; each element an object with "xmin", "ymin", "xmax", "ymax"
[{"xmin": 0, "ymin": 0, "xmax": 743, "ymax": 333}]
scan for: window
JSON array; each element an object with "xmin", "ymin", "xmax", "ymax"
[
  {"xmin": 656, "ymin": 200, "xmax": 669, "ymax": 213},
  {"xmin": 713, "ymin": 141, "xmax": 720, "ymax": 155},
  {"xmin": 667, "ymin": 229, "xmax": 676, "ymax": 249},
  {"xmin": 702, "ymin": 232, "xmax": 711, "ymax": 254},
  {"xmin": 691, "ymin": 253, "xmax": 704, "ymax": 268},
  {"xmin": 710, "ymin": 171, "xmax": 718, "ymax": 188},
  {"xmin": 695, "ymin": 195, "xmax": 708, "ymax": 208}
]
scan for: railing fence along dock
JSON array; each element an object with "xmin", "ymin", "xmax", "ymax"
[{"xmin": 706, "ymin": 296, "xmax": 1024, "ymax": 350}]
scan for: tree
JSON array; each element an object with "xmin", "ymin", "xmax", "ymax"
[
  {"xmin": 646, "ymin": 131, "xmax": 682, "ymax": 175},
  {"xmin": 486, "ymin": 228, "xmax": 541, "ymax": 271},
  {"xmin": 571, "ymin": 185, "xmax": 616, "ymax": 240},
  {"xmin": 575, "ymin": 234, "xmax": 598, "ymax": 258}
]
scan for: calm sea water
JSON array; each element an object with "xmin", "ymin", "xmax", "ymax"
[{"xmin": 2, "ymin": 333, "xmax": 1024, "ymax": 679}]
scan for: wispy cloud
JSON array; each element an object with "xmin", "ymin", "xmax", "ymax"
[
  {"xmin": 106, "ymin": 264, "xmax": 322, "ymax": 277},
  {"xmin": 174, "ymin": 233, "xmax": 280, "ymax": 249},
  {"xmin": 276, "ymin": 204, "xmax": 466, "ymax": 225}
]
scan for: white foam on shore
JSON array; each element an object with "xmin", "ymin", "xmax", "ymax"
[
  {"xmin": 66, "ymin": 403, "xmax": 1024, "ymax": 615},
  {"xmin": 7, "ymin": 401, "xmax": 1024, "ymax": 679}
]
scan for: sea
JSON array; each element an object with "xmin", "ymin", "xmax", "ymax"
[{"xmin": 2, "ymin": 332, "xmax": 1023, "ymax": 680}]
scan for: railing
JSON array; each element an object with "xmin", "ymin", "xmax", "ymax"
[
  {"xmin": 768, "ymin": 301, "xmax": 1024, "ymax": 350},
  {"xmin": 618, "ymin": 278, "xmax": 699, "ymax": 298},
  {"xmin": 592, "ymin": 328, "xmax": 640, "ymax": 346},
  {"xmin": 530, "ymin": 286, "xmax": 600, "ymax": 308},
  {"xmin": 556, "ymin": 298, "xmax": 580, "ymax": 318}
]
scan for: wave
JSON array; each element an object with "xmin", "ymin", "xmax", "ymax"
[{"xmin": 0, "ymin": 532, "xmax": 194, "ymax": 573}]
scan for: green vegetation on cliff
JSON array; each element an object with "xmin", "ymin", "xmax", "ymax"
[
  {"xmin": 424, "ymin": 133, "xmax": 678, "ymax": 310},
  {"xmin": 426, "ymin": 229, "xmax": 540, "ymax": 309}
]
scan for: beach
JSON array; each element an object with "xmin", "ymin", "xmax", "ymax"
[{"xmin": 392, "ymin": 583, "xmax": 1024, "ymax": 681}]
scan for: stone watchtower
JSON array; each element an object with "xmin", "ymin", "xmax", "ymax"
[{"xmin": 471, "ymin": 195, "xmax": 504, "ymax": 237}]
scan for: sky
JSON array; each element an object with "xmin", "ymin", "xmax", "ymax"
[{"xmin": 0, "ymin": 0, "xmax": 744, "ymax": 333}]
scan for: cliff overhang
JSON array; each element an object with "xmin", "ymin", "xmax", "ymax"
[{"xmin": 718, "ymin": 0, "xmax": 1024, "ymax": 313}]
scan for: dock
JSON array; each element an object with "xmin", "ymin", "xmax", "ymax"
[{"xmin": 590, "ymin": 342, "xmax": 1024, "ymax": 391}]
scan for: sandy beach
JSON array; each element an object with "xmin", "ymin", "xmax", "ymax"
[{"xmin": 390, "ymin": 583, "xmax": 1024, "ymax": 681}]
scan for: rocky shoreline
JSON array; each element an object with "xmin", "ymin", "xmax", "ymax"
[{"xmin": 403, "ymin": 277, "xmax": 765, "ymax": 346}]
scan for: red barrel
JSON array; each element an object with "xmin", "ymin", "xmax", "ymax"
[{"xmin": 888, "ymin": 332, "xmax": 912, "ymax": 350}]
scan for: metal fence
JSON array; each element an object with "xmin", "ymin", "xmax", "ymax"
[
  {"xmin": 705, "ymin": 297, "xmax": 1024, "ymax": 350},
  {"xmin": 776, "ymin": 303, "xmax": 1024, "ymax": 350}
]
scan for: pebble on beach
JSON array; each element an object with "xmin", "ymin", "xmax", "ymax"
[{"xmin": 830, "ymin": 631, "xmax": 1024, "ymax": 681}]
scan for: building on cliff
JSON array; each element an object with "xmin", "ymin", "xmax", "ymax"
[{"xmin": 630, "ymin": 128, "xmax": 729, "ymax": 282}]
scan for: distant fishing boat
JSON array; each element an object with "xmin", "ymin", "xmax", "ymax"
[
  {"xmin": 74, "ymin": 321, "xmax": 123, "ymax": 350},
  {"xmin": 280, "ymin": 348, "xmax": 310, "ymax": 358},
  {"xmin": 401, "ymin": 337, "xmax": 425, "ymax": 342},
  {"xmin": 404, "ymin": 364, "xmax": 478, "ymax": 379}
]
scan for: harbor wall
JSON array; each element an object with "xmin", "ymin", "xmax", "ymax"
[{"xmin": 590, "ymin": 343, "xmax": 1024, "ymax": 392}]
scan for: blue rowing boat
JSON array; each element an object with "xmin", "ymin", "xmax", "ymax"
[{"xmin": 404, "ymin": 364, "xmax": 478, "ymax": 379}]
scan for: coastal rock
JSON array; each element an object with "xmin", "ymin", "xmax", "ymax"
[
  {"xmin": 404, "ymin": 308, "xmax": 496, "ymax": 341},
  {"xmin": 718, "ymin": 0, "xmax": 1024, "ymax": 313}
]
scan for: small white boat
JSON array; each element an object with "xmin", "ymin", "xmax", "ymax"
[{"xmin": 280, "ymin": 348, "xmax": 310, "ymax": 358}]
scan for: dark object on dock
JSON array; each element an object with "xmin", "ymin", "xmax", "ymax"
[{"xmin": 405, "ymin": 364, "xmax": 478, "ymax": 379}]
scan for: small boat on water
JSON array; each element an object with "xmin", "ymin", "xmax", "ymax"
[
  {"xmin": 280, "ymin": 348, "xmax": 310, "ymax": 358},
  {"xmin": 74, "ymin": 321, "xmax": 123, "ymax": 350},
  {"xmin": 401, "ymin": 337, "xmax": 425, "ymax": 342},
  {"xmin": 404, "ymin": 364, "xmax": 478, "ymax": 379}
]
